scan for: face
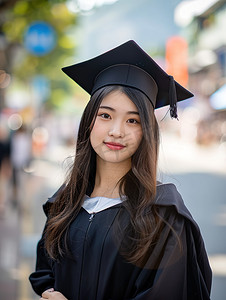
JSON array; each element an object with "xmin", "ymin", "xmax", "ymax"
[{"xmin": 90, "ymin": 90, "xmax": 143, "ymax": 166}]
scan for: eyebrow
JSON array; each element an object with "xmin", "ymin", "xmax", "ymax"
[{"xmin": 99, "ymin": 105, "xmax": 139, "ymax": 115}]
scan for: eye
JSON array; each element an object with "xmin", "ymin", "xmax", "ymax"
[
  {"xmin": 127, "ymin": 118, "xmax": 140, "ymax": 124},
  {"xmin": 99, "ymin": 113, "xmax": 111, "ymax": 119}
]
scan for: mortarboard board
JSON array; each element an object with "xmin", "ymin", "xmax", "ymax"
[{"xmin": 62, "ymin": 40, "xmax": 193, "ymax": 119}]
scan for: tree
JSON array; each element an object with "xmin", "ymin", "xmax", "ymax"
[{"xmin": 0, "ymin": 0, "xmax": 77, "ymax": 109}]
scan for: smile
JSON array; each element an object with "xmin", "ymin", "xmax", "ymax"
[{"xmin": 104, "ymin": 142, "xmax": 126, "ymax": 151}]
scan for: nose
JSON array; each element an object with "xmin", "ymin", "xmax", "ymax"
[{"xmin": 108, "ymin": 121, "xmax": 125, "ymax": 138}]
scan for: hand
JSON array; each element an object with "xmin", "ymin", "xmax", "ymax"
[{"xmin": 40, "ymin": 289, "xmax": 68, "ymax": 300}]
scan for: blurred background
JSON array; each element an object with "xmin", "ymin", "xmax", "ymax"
[{"xmin": 0, "ymin": 0, "xmax": 226, "ymax": 299}]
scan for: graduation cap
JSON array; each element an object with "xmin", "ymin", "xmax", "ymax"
[{"xmin": 62, "ymin": 40, "xmax": 193, "ymax": 119}]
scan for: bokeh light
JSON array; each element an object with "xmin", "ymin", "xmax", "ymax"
[{"xmin": 7, "ymin": 113, "xmax": 23, "ymax": 130}]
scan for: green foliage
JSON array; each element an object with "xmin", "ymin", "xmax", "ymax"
[{"xmin": 2, "ymin": 0, "xmax": 77, "ymax": 108}]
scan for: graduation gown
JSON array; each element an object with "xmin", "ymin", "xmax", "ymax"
[{"xmin": 29, "ymin": 183, "xmax": 212, "ymax": 300}]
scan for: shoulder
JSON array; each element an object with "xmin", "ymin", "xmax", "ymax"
[
  {"xmin": 42, "ymin": 184, "xmax": 65, "ymax": 216},
  {"xmin": 155, "ymin": 183, "xmax": 212, "ymax": 295},
  {"xmin": 155, "ymin": 183, "xmax": 197, "ymax": 228},
  {"xmin": 154, "ymin": 183, "xmax": 207, "ymax": 253}
]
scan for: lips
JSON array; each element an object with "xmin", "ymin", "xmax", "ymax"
[{"xmin": 104, "ymin": 142, "xmax": 125, "ymax": 151}]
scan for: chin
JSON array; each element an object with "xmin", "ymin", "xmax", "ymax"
[{"xmin": 98, "ymin": 154, "xmax": 131, "ymax": 164}]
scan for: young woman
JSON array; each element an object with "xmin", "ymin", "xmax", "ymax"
[{"xmin": 29, "ymin": 41, "xmax": 212, "ymax": 300}]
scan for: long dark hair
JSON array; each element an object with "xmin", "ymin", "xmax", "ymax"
[{"xmin": 45, "ymin": 85, "xmax": 161, "ymax": 264}]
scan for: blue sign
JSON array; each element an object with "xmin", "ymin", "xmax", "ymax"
[{"xmin": 24, "ymin": 21, "xmax": 56, "ymax": 56}]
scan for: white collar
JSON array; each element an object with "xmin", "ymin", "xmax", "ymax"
[{"xmin": 82, "ymin": 195, "xmax": 123, "ymax": 214}]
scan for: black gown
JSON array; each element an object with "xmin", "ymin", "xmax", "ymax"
[{"xmin": 29, "ymin": 183, "xmax": 212, "ymax": 300}]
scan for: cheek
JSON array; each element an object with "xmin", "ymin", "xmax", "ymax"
[
  {"xmin": 137, "ymin": 128, "xmax": 143, "ymax": 140},
  {"xmin": 90, "ymin": 129, "xmax": 96, "ymax": 147},
  {"xmin": 132, "ymin": 128, "xmax": 143, "ymax": 146},
  {"xmin": 90, "ymin": 122, "xmax": 104, "ymax": 146},
  {"xmin": 125, "ymin": 128, "xmax": 143, "ymax": 154},
  {"xmin": 136, "ymin": 131, "xmax": 143, "ymax": 148}
]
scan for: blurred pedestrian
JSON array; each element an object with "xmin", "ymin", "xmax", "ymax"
[
  {"xmin": 0, "ymin": 124, "xmax": 11, "ymax": 216},
  {"xmin": 10, "ymin": 125, "xmax": 32, "ymax": 208},
  {"xmin": 29, "ymin": 41, "xmax": 212, "ymax": 300}
]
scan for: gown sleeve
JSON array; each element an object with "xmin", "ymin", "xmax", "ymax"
[
  {"xmin": 29, "ymin": 225, "xmax": 55, "ymax": 296},
  {"xmin": 126, "ymin": 206, "xmax": 212, "ymax": 300},
  {"xmin": 28, "ymin": 187, "xmax": 62, "ymax": 296}
]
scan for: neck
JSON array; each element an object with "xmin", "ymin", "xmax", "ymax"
[{"xmin": 91, "ymin": 157, "xmax": 131, "ymax": 198}]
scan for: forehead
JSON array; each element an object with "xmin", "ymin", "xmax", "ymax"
[{"xmin": 100, "ymin": 90, "xmax": 138, "ymax": 112}]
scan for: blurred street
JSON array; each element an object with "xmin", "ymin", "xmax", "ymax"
[
  {"xmin": 0, "ymin": 0, "xmax": 226, "ymax": 300},
  {"xmin": 0, "ymin": 132, "xmax": 226, "ymax": 300},
  {"xmin": 0, "ymin": 149, "xmax": 67, "ymax": 300}
]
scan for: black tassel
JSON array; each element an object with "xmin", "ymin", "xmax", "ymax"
[{"xmin": 169, "ymin": 75, "xmax": 178, "ymax": 120}]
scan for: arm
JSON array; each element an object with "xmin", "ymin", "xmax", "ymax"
[
  {"xmin": 126, "ymin": 208, "xmax": 212, "ymax": 300},
  {"xmin": 29, "ymin": 227, "xmax": 55, "ymax": 296},
  {"xmin": 29, "ymin": 186, "xmax": 65, "ymax": 296}
]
